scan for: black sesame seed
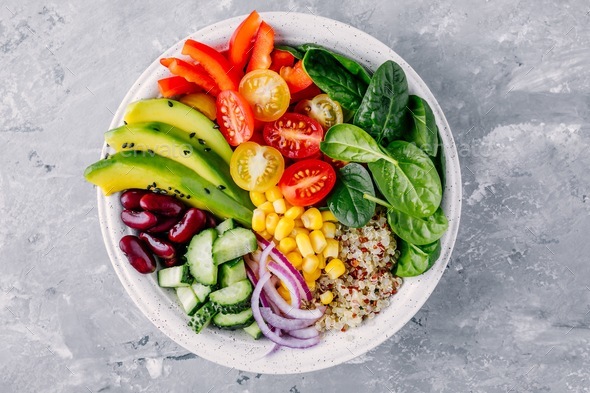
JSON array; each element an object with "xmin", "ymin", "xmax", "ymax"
[
  {"xmin": 212, "ymin": 124, "xmax": 220, "ymax": 129},
  {"xmin": 186, "ymin": 195, "xmax": 191, "ymax": 199},
  {"xmin": 204, "ymin": 188, "xmax": 210, "ymax": 194},
  {"xmin": 198, "ymin": 138, "xmax": 206, "ymax": 145},
  {"xmin": 153, "ymin": 182, "xmax": 157, "ymax": 187},
  {"xmin": 204, "ymin": 147, "xmax": 211, "ymax": 152},
  {"xmin": 153, "ymin": 126, "xmax": 160, "ymax": 132},
  {"xmin": 168, "ymin": 187, "xmax": 172, "ymax": 190},
  {"xmin": 123, "ymin": 121, "xmax": 127, "ymax": 125},
  {"xmin": 106, "ymin": 143, "xmax": 110, "ymax": 148},
  {"xmin": 104, "ymin": 153, "xmax": 110, "ymax": 159},
  {"xmin": 179, "ymin": 193, "xmax": 184, "ymax": 198},
  {"xmin": 122, "ymin": 143, "xmax": 128, "ymax": 148},
  {"xmin": 174, "ymin": 189, "xmax": 180, "ymax": 194},
  {"xmin": 189, "ymin": 132, "xmax": 196, "ymax": 138},
  {"xmin": 129, "ymin": 143, "xmax": 135, "ymax": 148},
  {"xmin": 168, "ymin": 101, "xmax": 173, "ymax": 107},
  {"xmin": 183, "ymin": 150, "xmax": 190, "ymax": 155},
  {"xmin": 147, "ymin": 149, "xmax": 155, "ymax": 155},
  {"xmin": 217, "ymin": 185, "xmax": 226, "ymax": 190}
]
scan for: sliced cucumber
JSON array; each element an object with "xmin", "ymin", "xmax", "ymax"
[
  {"xmin": 243, "ymin": 321, "xmax": 263, "ymax": 340},
  {"xmin": 175, "ymin": 287, "xmax": 199, "ymax": 315},
  {"xmin": 219, "ymin": 257, "xmax": 247, "ymax": 288},
  {"xmin": 209, "ymin": 279, "xmax": 253, "ymax": 314},
  {"xmin": 191, "ymin": 282, "xmax": 212, "ymax": 303},
  {"xmin": 213, "ymin": 308, "xmax": 254, "ymax": 330},
  {"xmin": 215, "ymin": 218, "xmax": 235, "ymax": 236},
  {"xmin": 185, "ymin": 228, "xmax": 218, "ymax": 285},
  {"xmin": 188, "ymin": 302, "xmax": 217, "ymax": 333},
  {"xmin": 157, "ymin": 264, "xmax": 192, "ymax": 288},
  {"xmin": 212, "ymin": 228, "xmax": 257, "ymax": 265}
]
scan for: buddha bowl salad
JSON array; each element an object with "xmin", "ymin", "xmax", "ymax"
[{"xmin": 84, "ymin": 10, "xmax": 447, "ymax": 349}]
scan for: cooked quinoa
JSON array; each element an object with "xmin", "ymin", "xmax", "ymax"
[{"xmin": 314, "ymin": 210, "xmax": 402, "ymax": 332}]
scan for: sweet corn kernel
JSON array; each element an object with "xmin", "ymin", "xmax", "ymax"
[
  {"xmin": 274, "ymin": 217, "xmax": 295, "ymax": 241},
  {"xmin": 286, "ymin": 251, "xmax": 303, "ymax": 269},
  {"xmin": 291, "ymin": 227, "xmax": 310, "ymax": 237},
  {"xmin": 279, "ymin": 237, "xmax": 297, "ymax": 254},
  {"xmin": 293, "ymin": 218, "xmax": 304, "ymax": 228},
  {"xmin": 249, "ymin": 191, "xmax": 266, "ymax": 207},
  {"xmin": 321, "ymin": 222, "xmax": 336, "ymax": 239},
  {"xmin": 277, "ymin": 285, "xmax": 291, "ymax": 303},
  {"xmin": 265, "ymin": 213, "xmax": 279, "ymax": 235},
  {"xmin": 272, "ymin": 198, "xmax": 287, "ymax": 214},
  {"xmin": 258, "ymin": 230, "xmax": 273, "ymax": 240},
  {"xmin": 252, "ymin": 209, "xmax": 266, "ymax": 232},
  {"xmin": 320, "ymin": 291, "xmax": 334, "ymax": 305},
  {"xmin": 302, "ymin": 254, "xmax": 320, "ymax": 273},
  {"xmin": 309, "ymin": 230, "xmax": 327, "ymax": 254},
  {"xmin": 305, "ymin": 280, "xmax": 316, "ymax": 291},
  {"xmin": 323, "ymin": 238, "xmax": 339, "ymax": 258},
  {"xmin": 265, "ymin": 186, "xmax": 282, "ymax": 202},
  {"xmin": 321, "ymin": 210, "xmax": 338, "ymax": 222},
  {"xmin": 303, "ymin": 267, "xmax": 321, "ymax": 281},
  {"xmin": 295, "ymin": 233, "xmax": 314, "ymax": 258},
  {"xmin": 317, "ymin": 253, "xmax": 326, "ymax": 269},
  {"xmin": 301, "ymin": 208, "xmax": 323, "ymax": 230},
  {"xmin": 258, "ymin": 201, "xmax": 274, "ymax": 214},
  {"xmin": 325, "ymin": 258, "xmax": 346, "ymax": 280},
  {"xmin": 284, "ymin": 206, "xmax": 305, "ymax": 220}
]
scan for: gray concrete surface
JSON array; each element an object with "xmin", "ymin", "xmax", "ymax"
[{"xmin": 1, "ymin": 0, "xmax": 589, "ymax": 392}]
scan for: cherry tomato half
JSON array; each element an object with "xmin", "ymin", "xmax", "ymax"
[
  {"xmin": 230, "ymin": 142, "xmax": 285, "ymax": 192},
  {"xmin": 216, "ymin": 90, "xmax": 254, "ymax": 146},
  {"xmin": 263, "ymin": 113, "xmax": 324, "ymax": 159},
  {"xmin": 239, "ymin": 69, "xmax": 291, "ymax": 122},
  {"xmin": 294, "ymin": 94, "xmax": 344, "ymax": 130},
  {"xmin": 279, "ymin": 159, "xmax": 336, "ymax": 206}
]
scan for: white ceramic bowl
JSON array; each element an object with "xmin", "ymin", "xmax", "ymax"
[{"xmin": 97, "ymin": 12, "xmax": 462, "ymax": 374}]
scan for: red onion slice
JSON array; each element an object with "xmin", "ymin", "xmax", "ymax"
[
  {"xmin": 258, "ymin": 240, "xmax": 275, "ymax": 279},
  {"xmin": 263, "ymin": 279, "xmax": 325, "ymax": 320},
  {"xmin": 288, "ymin": 326, "xmax": 320, "ymax": 339},
  {"xmin": 267, "ymin": 261, "xmax": 301, "ymax": 309},
  {"xmin": 259, "ymin": 307, "xmax": 319, "ymax": 330}
]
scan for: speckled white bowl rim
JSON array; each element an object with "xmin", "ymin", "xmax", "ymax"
[{"xmin": 97, "ymin": 12, "xmax": 462, "ymax": 374}]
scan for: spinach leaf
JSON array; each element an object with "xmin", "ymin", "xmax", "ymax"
[
  {"xmin": 298, "ymin": 43, "xmax": 372, "ymax": 85},
  {"xmin": 387, "ymin": 207, "xmax": 448, "ymax": 245},
  {"xmin": 368, "ymin": 140, "xmax": 442, "ymax": 217},
  {"xmin": 394, "ymin": 239, "xmax": 441, "ymax": 277},
  {"xmin": 404, "ymin": 95, "xmax": 439, "ymax": 156},
  {"xmin": 302, "ymin": 49, "xmax": 368, "ymax": 111},
  {"xmin": 328, "ymin": 163, "xmax": 376, "ymax": 228},
  {"xmin": 274, "ymin": 45, "xmax": 304, "ymax": 60},
  {"xmin": 353, "ymin": 60, "xmax": 409, "ymax": 144},
  {"xmin": 320, "ymin": 123, "xmax": 393, "ymax": 163}
]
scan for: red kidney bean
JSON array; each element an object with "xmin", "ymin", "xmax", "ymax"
[
  {"xmin": 120, "ymin": 210, "xmax": 158, "ymax": 230},
  {"xmin": 168, "ymin": 208, "xmax": 207, "ymax": 243},
  {"xmin": 139, "ymin": 193, "xmax": 185, "ymax": 217},
  {"xmin": 147, "ymin": 215, "xmax": 179, "ymax": 233},
  {"xmin": 120, "ymin": 189, "xmax": 148, "ymax": 210},
  {"xmin": 204, "ymin": 211, "xmax": 218, "ymax": 228},
  {"xmin": 138, "ymin": 232, "xmax": 176, "ymax": 259},
  {"xmin": 119, "ymin": 235, "xmax": 156, "ymax": 274},
  {"xmin": 160, "ymin": 256, "xmax": 181, "ymax": 268}
]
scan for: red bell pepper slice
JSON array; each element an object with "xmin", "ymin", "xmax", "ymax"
[
  {"xmin": 228, "ymin": 10, "xmax": 262, "ymax": 70},
  {"xmin": 182, "ymin": 39, "xmax": 242, "ymax": 91},
  {"xmin": 157, "ymin": 76, "xmax": 203, "ymax": 98},
  {"xmin": 246, "ymin": 21, "xmax": 275, "ymax": 73},
  {"xmin": 269, "ymin": 50, "xmax": 295, "ymax": 73},
  {"xmin": 160, "ymin": 57, "xmax": 221, "ymax": 96},
  {"xmin": 289, "ymin": 83, "xmax": 322, "ymax": 104},
  {"xmin": 280, "ymin": 60, "xmax": 313, "ymax": 94}
]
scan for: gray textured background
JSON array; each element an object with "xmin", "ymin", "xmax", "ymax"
[{"xmin": 1, "ymin": 0, "xmax": 589, "ymax": 392}]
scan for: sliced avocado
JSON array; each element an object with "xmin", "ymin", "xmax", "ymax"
[
  {"xmin": 124, "ymin": 99, "xmax": 233, "ymax": 164},
  {"xmin": 104, "ymin": 122, "xmax": 251, "ymax": 207},
  {"xmin": 84, "ymin": 151, "xmax": 253, "ymax": 227}
]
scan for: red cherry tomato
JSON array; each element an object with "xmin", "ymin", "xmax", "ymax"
[
  {"xmin": 278, "ymin": 159, "xmax": 336, "ymax": 206},
  {"xmin": 216, "ymin": 90, "xmax": 254, "ymax": 146},
  {"xmin": 263, "ymin": 113, "xmax": 324, "ymax": 159}
]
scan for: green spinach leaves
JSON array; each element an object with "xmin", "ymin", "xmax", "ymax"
[
  {"xmin": 394, "ymin": 239, "xmax": 441, "ymax": 277},
  {"xmin": 353, "ymin": 61, "xmax": 409, "ymax": 145},
  {"xmin": 328, "ymin": 163, "xmax": 376, "ymax": 228},
  {"xmin": 387, "ymin": 207, "xmax": 448, "ymax": 245},
  {"xmin": 320, "ymin": 124, "xmax": 392, "ymax": 163},
  {"xmin": 404, "ymin": 95, "xmax": 439, "ymax": 157}
]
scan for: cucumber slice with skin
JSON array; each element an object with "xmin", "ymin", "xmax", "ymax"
[
  {"xmin": 209, "ymin": 279, "xmax": 253, "ymax": 314},
  {"xmin": 185, "ymin": 228, "xmax": 218, "ymax": 285},
  {"xmin": 157, "ymin": 264, "xmax": 192, "ymax": 288},
  {"xmin": 215, "ymin": 218, "xmax": 235, "ymax": 236},
  {"xmin": 213, "ymin": 308, "xmax": 254, "ymax": 330},
  {"xmin": 188, "ymin": 302, "xmax": 217, "ymax": 333},
  {"xmin": 175, "ymin": 287, "xmax": 200, "ymax": 315},
  {"xmin": 243, "ymin": 321, "xmax": 263, "ymax": 340},
  {"xmin": 191, "ymin": 282, "xmax": 212, "ymax": 304},
  {"xmin": 219, "ymin": 257, "xmax": 247, "ymax": 288},
  {"xmin": 212, "ymin": 228, "xmax": 258, "ymax": 265}
]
